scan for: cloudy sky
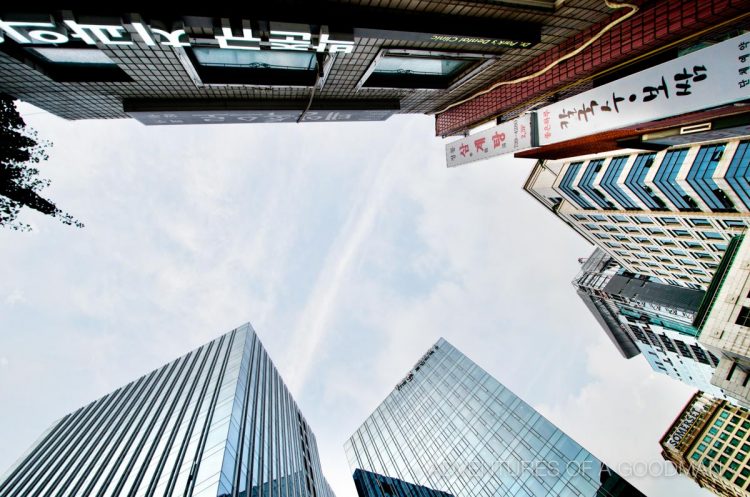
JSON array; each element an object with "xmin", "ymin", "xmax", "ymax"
[{"xmin": 0, "ymin": 103, "xmax": 712, "ymax": 497}]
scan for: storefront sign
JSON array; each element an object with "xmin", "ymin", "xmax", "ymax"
[
  {"xmin": 537, "ymin": 33, "xmax": 750, "ymax": 146},
  {"xmin": 0, "ymin": 18, "xmax": 355, "ymax": 53},
  {"xmin": 127, "ymin": 108, "xmax": 397, "ymax": 125},
  {"xmin": 445, "ymin": 114, "xmax": 535, "ymax": 167}
]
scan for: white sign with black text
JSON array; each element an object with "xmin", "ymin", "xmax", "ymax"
[
  {"xmin": 445, "ymin": 114, "xmax": 534, "ymax": 168},
  {"xmin": 537, "ymin": 33, "xmax": 750, "ymax": 146}
]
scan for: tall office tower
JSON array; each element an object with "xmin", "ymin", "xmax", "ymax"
[
  {"xmin": 524, "ymin": 137, "xmax": 750, "ymax": 290},
  {"xmin": 0, "ymin": 323, "xmax": 335, "ymax": 497},
  {"xmin": 574, "ymin": 248, "xmax": 729, "ymax": 400},
  {"xmin": 661, "ymin": 392, "xmax": 750, "ymax": 497},
  {"xmin": 353, "ymin": 469, "xmax": 454, "ymax": 497},
  {"xmin": 345, "ymin": 339, "xmax": 644, "ymax": 497}
]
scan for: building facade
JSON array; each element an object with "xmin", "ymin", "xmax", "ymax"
[
  {"xmin": 692, "ymin": 234, "xmax": 750, "ymax": 407},
  {"xmin": 524, "ymin": 136, "xmax": 750, "ymax": 289},
  {"xmin": 573, "ymin": 248, "xmax": 730, "ymax": 400},
  {"xmin": 345, "ymin": 338, "xmax": 644, "ymax": 497},
  {"xmin": 0, "ymin": 323, "xmax": 335, "ymax": 497},
  {"xmin": 353, "ymin": 469, "xmax": 454, "ymax": 497},
  {"xmin": 661, "ymin": 392, "xmax": 750, "ymax": 497},
  {"xmin": 0, "ymin": 3, "xmax": 614, "ymax": 126}
]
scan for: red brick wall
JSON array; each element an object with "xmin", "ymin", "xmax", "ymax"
[{"xmin": 435, "ymin": 0, "xmax": 750, "ymax": 136}]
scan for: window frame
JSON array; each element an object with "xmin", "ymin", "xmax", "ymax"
[{"xmin": 357, "ymin": 48, "xmax": 495, "ymax": 90}]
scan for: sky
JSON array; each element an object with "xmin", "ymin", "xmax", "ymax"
[{"xmin": 0, "ymin": 102, "xmax": 713, "ymax": 497}]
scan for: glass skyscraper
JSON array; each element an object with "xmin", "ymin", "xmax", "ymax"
[
  {"xmin": 0, "ymin": 323, "xmax": 335, "ymax": 497},
  {"xmin": 353, "ymin": 469, "xmax": 454, "ymax": 497},
  {"xmin": 345, "ymin": 339, "xmax": 643, "ymax": 497}
]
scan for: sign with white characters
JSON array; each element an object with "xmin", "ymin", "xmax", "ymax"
[
  {"xmin": 445, "ymin": 114, "xmax": 534, "ymax": 167},
  {"xmin": 537, "ymin": 33, "xmax": 750, "ymax": 146},
  {"xmin": 0, "ymin": 18, "xmax": 355, "ymax": 53}
]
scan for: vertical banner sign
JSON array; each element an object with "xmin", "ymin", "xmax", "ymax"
[
  {"xmin": 445, "ymin": 114, "xmax": 534, "ymax": 167},
  {"xmin": 538, "ymin": 33, "xmax": 750, "ymax": 146}
]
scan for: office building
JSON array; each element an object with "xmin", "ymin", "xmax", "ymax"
[
  {"xmin": 0, "ymin": 323, "xmax": 335, "ymax": 497},
  {"xmin": 524, "ymin": 136, "xmax": 750, "ymax": 289},
  {"xmin": 661, "ymin": 392, "xmax": 750, "ymax": 497},
  {"xmin": 3, "ymin": 2, "xmax": 746, "ymax": 137},
  {"xmin": 574, "ymin": 248, "xmax": 730, "ymax": 400},
  {"xmin": 345, "ymin": 338, "xmax": 644, "ymax": 497},
  {"xmin": 692, "ymin": 234, "xmax": 750, "ymax": 407},
  {"xmin": 353, "ymin": 469, "xmax": 454, "ymax": 497}
]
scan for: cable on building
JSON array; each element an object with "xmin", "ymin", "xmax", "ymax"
[{"xmin": 431, "ymin": 0, "xmax": 640, "ymax": 117}]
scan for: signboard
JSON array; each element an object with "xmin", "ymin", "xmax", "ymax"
[
  {"xmin": 127, "ymin": 108, "xmax": 397, "ymax": 125},
  {"xmin": 664, "ymin": 395, "xmax": 714, "ymax": 450},
  {"xmin": 395, "ymin": 344, "xmax": 439, "ymax": 391},
  {"xmin": 355, "ymin": 28, "xmax": 534, "ymax": 49},
  {"xmin": 537, "ymin": 33, "xmax": 750, "ymax": 146},
  {"xmin": 445, "ymin": 114, "xmax": 535, "ymax": 167},
  {"xmin": 0, "ymin": 18, "xmax": 355, "ymax": 53}
]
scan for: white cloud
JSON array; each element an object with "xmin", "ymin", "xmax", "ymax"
[
  {"xmin": 4, "ymin": 290, "xmax": 24, "ymax": 305},
  {"xmin": 0, "ymin": 109, "xmax": 711, "ymax": 497}
]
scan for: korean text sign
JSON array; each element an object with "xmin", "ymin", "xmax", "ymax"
[{"xmin": 537, "ymin": 33, "xmax": 750, "ymax": 146}]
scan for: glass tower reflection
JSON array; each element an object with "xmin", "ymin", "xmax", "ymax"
[
  {"xmin": 0, "ymin": 323, "xmax": 335, "ymax": 497},
  {"xmin": 345, "ymin": 339, "xmax": 644, "ymax": 497}
]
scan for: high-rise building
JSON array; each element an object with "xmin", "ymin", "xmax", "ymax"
[
  {"xmin": 0, "ymin": 323, "xmax": 335, "ymax": 497},
  {"xmin": 661, "ymin": 392, "xmax": 750, "ymax": 497},
  {"xmin": 574, "ymin": 247, "xmax": 730, "ymax": 401},
  {"xmin": 692, "ymin": 234, "xmax": 750, "ymax": 407},
  {"xmin": 353, "ymin": 469, "xmax": 454, "ymax": 497},
  {"xmin": 345, "ymin": 338, "xmax": 644, "ymax": 497},
  {"xmin": 524, "ymin": 137, "xmax": 750, "ymax": 289}
]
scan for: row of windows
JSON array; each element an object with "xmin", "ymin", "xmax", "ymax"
[
  {"xmin": 560, "ymin": 141, "xmax": 750, "ymax": 213},
  {"xmin": 11, "ymin": 39, "xmax": 492, "ymax": 91}
]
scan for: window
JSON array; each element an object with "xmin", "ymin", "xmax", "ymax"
[
  {"xmin": 724, "ymin": 220, "xmax": 746, "ymax": 228},
  {"xmin": 737, "ymin": 307, "xmax": 750, "ymax": 328},
  {"xmin": 635, "ymin": 215, "xmax": 653, "ymax": 224},
  {"xmin": 671, "ymin": 229, "xmax": 690, "ymax": 237},
  {"xmin": 734, "ymin": 306, "xmax": 750, "ymax": 328},
  {"xmin": 31, "ymin": 47, "xmax": 116, "ymax": 65},
  {"xmin": 186, "ymin": 46, "xmax": 320, "ymax": 86},
  {"xmin": 361, "ymin": 50, "xmax": 485, "ymax": 89},
  {"xmin": 659, "ymin": 217, "xmax": 681, "ymax": 226},
  {"xmin": 702, "ymin": 231, "xmax": 724, "ymax": 240},
  {"xmin": 690, "ymin": 218, "xmax": 712, "ymax": 227},
  {"xmin": 9, "ymin": 45, "xmax": 132, "ymax": 82}
]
